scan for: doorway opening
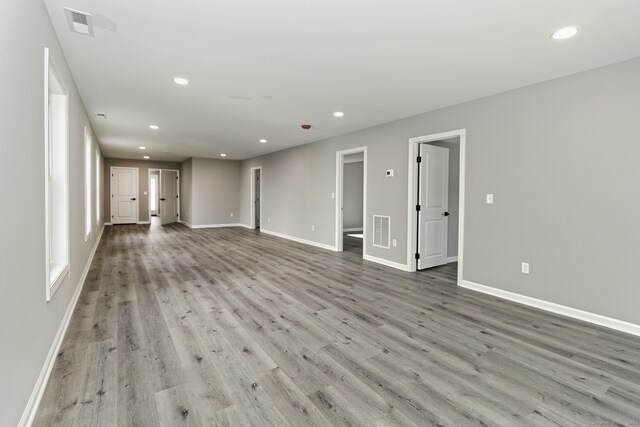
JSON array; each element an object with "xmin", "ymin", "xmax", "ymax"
[
  {"xmin": 250, "ymin": 167, "xmax": 262, "ymax": 229},
  {"xmin": 407, "ymin": 129, "xmax": 465, "ymax": 284},
  {"xmin": 335, "ymin": 147, "xmax": 367, "ymax": 257},
  {"xmin": 148, "ymin": 168, "xmax": 180, "ymax": 226}
]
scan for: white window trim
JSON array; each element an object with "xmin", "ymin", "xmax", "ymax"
[
  {"xmin": 96, "ymin": 149, "xmax": 100, "ymax": 225},
  {"xmin": 84, "ymin": 126, "xmax": 92, "ymax": 242},
  {"xmin": 44, "ymin": 47, "xmax": 71, "ymax": 301}
]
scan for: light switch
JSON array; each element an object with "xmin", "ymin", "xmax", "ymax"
[
  {"xmin": 143, "ymin": 191, "xmax": 148, "ymax": 196},
  {"xmin": 486, "ymin": 194, "xmax": 494, "ymax": 204},
  {"xmin": 331, "ymin": 192, "xmax": 335, "ymax": 199}
]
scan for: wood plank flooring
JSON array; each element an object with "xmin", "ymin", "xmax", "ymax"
[{"xmin": 34, "ymin": 222, "xmax": 640, "ymax": 426}]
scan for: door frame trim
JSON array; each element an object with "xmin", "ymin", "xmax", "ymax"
[
  {"xmin": 335, "ymin": 146, "xmax": 367, "ymax": 256},
  {"xmin": 148, "ymin": 168, "xmax": 180, "ymax": 223},
  {"xmin": 406, "ymin": 129, "xmax": 466, "ymax": 285},
  {"xmin": 110, "ymin": 166, "xmax": 139, "ymax": 224},
  {"xmin": 249, "ymin": 166, "xmax": 262, "ymax": 229}
]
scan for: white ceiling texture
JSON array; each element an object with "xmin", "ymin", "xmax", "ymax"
[{"xmin": 43, "ymin": 0, "xmax": 640, "ymax": 161}]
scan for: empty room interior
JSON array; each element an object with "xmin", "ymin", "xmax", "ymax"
[{"xmin": 3, "ymin": 0, "xmax": 640, "ymax": 426}]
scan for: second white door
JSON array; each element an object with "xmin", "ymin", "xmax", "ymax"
[
  {"xmin": 111, "ymin": 167, "xmax": 138, "ymax": 224},
  {"xmin": 417, "ymin": 144, "xmax": 449, "ymax": 269},
  {"xmin": 160, "ymin": 170, "xmax": 178, "ymax": 225}
]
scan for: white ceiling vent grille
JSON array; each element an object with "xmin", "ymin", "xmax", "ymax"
[
  {"xmin": 64, "ymin": 8, "xmax": 94, "ymax": 36},
  {"xmin": 373, "ymin": 215, "xmax": 390, "ymax": 249}
]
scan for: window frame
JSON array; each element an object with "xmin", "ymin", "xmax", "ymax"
[
  {"xmin": 84, "ymin": 126, "xmax": 92, "ymax": 241},
  {"xmin": 44, "ymin": 48, "xmax": 71, "ymax": 301}
]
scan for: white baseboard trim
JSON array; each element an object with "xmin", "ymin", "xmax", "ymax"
[
  {"xmin": 179, "ymin": 220, "xmax": 192, "ymax": 228},
  {"xmin": 137, "ymin": 221, "xmax": 150, "ymax": 225},
  {"xmin": 260, "ymin": 228, "xmax": 337, "ymax": 252},
  {"xmin": 343, "ymin": 228, "xmax": 364, "ymax": 232},
  {"xmin": 447, "ymin": 256, "xmax": 458, "ymax": 263},
  {"xmin": 460, "ymin": 280, "xmax": 640, "ymax": 337},
  {"xmin": 19, "ymin": 225, "xmax": 105, "ymax": 427},
  {"xmin": 239, "ymin": 224, "xmax": 255, "ymax": 229},
  {"xmin": 363, "ymin": 254, "xmax": 411, "ymax": 272},
  {"xmin": 190, "ymin": 223, "xmax": 243, "ymax": 229},
  {"xmin": 104, "ymin": 222, "xmax": 112, "ymax": 226}
]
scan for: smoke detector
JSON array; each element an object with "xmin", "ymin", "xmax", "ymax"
[{"xmin": 64, "ymin": 8, "xmax": 94, "ymax": 36}]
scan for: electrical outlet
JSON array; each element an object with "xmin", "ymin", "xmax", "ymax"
[
  {"xmin": 268, "ymin": 217, "xmax": 271, "ymax": 223},
  {"xmin": 392, "ymin": 239, "xmax": 397, "ymax": 247},
  {"xmin": 230, "ymin": 212, "xmax": 234, "ymax": 217},
  {"xmin": 486, "ymin": 194, "xmax": 494, "ymax": 204},
  {"xmin": 521, "ymin": 262, "xmax": 530, "ymax": 274},
  {"xmin": 331, "ymin": 192, "xmax": 335, "ymax": 199},
  {"xmin": 311, "ymin": 225, "xmax": 315, "ymax": 231}
]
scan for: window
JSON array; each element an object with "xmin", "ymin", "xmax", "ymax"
[
  {"xmin": 44, "ymin": 48, "xmax": 70, "ymax": 301},
  {"xmin": 96, "ymin": 149, "xmax": 100, "ymax": 224},
  {"xmin": 84, "ymin": 127, "xmax": 92, "ymax": 240}
]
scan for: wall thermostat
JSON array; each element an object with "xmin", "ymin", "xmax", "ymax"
[{"xmin": 385, "ymin": 169, "xmax": 394, "ymax": 177}]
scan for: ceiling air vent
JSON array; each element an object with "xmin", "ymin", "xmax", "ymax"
[
  {"xmin": 373, "ymin": 215, "xmax": 390, "ymax": 249},
  {"xmin": 64, "ymin": 8, "xmax": 94, "ymax": 36},
  {"xmin": 95, "ymin": 112, "xmax": 107, "ymax": 119}
]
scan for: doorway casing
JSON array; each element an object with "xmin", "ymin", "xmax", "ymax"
[
  {"xmin": 249, "ymin": 166, "xmax": 262, "ymax": 229},
  {"xmin": 335, "ymin": 146, "xmax": 367, "ymax": 255},
  {"xmin": 406, "ymin": 129, "xmax": 466, "ymax": 285},
  {"xmin": 147, "ymin": 168, "xmax": 180, "ymax": 223}
]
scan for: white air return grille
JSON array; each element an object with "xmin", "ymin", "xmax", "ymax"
[
  {"xmin": 64, "ymin": 8, "xmax": 94, "ymax": 36},
  {"xmin": 373, "ymin": 215, "xmax": 390, "ymax": 249}
]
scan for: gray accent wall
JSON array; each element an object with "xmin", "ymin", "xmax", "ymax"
[
  {"xmin": 0, "ymin": 0, "xmax": 104, "ymax": 424},
  {"xmin": 185, "ymin": 158, "xmax": 241, "ymax": 226},
  {"xmin": 103, "ymin": 158, "xmax": 181, "ymax": 223},
  {"xmin": 240, "ymin": 58, "xmax": 640, "ymax": 325},
  {"xmin": 343, "ymin": 162, "xmax": 364, "ymax": 230}
]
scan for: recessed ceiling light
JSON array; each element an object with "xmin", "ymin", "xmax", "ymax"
[
  {"xmin": 333, "ymin": 111, "xmax": 344, "ymax": 117},
  {"xmin": 149, "ymin": 125, "xmax": 159, "ymax": 130},
  {"xmin": 259, "ymin": 139, "xmax": 267, "ymax": 143},
  {"xmin": 220, "ymin": 153, "xmax": 227, "ymax": 157},
  {"xmin": 138, "ymin": 146, "xmax": 146, "ymax": 150},
  {"xmin": 173, "ymin": 77, "xmax": 189, "ymax": 86},
  {"xmin": 551, "ymin": 26, "xmax": 579, "ymax": 40},
  {"xmin": 143, "ymin": 155, "xmax": 150, "ymax": 159}
]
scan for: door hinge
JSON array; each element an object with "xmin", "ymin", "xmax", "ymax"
[
  {"xmin": 415, "ymin": 253, "xmax": 420, "ymax": 260},
  {"xmin": 416, "ymin": 156, "xmax": 422, "ymax": 163},
  {"xmin": 416, "ymin": 205, "xmax": 421, "ymax": 211}
]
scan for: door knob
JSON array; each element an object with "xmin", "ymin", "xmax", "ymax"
[
  {"xmin": 160, "ymin": 198, "xmax": 166, "ymax": 201},
  {"xmin": 443, "ymin": 211, "xmax": 450, "ymax": 216},
  {"xmin": 131, "ymin": 198, "xmax": 136, "ymax": 201}
]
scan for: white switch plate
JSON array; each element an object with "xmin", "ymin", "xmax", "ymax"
[
  {"xmin": 392, "ymin": 239, "xmax": 397, "ymax": 247},
  {"xmin": 143, "ymin": 191, "xmax": 148, "ymax": 196},
  {"xmin": 311, "ymin": 225, "xmax": 315, "ymax": 231},
  {"xmin": 268, "ymin": 217, "xmax": 271, "ymax": 223},
  {"xmin": 230, "ymin": 212, "xmax": 234, "ymax": 217},
  {"xmin": 521, "ymin": 262, "xmax": 530, "ymax": 274},
  {"xmin": 331, "ymin": 192, "xmax": 335, "ymax": 199},
  {"xmin": 486, "ymin": 193, "xmax": 494, "ymax": 204}
]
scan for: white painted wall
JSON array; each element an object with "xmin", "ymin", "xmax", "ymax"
[{"xmin": 0, "ymin": 0, "xmax": 104, "ymax": 424}]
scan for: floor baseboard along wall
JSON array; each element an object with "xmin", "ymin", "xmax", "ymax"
[
  {"xmin": 19, "ymin": 225, "xmax": 105, "ymax": 427},
  {"xmin": 460, "ymin": 280, "xmax": 640, "ymax": 337}
]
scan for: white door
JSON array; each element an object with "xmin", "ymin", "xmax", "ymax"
[
  {"xmin": 111, "ymin": 167, "xmax": 139, "ymax": 224},
  {"xmin": 160, "ymin": 170, "xmax": 178, "ymax": 225},
  {"xmin": 417, "ymin": 144, "xmax": 449, "ymax": 269}
]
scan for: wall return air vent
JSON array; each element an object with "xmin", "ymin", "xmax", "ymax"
[
  {"xmin": 373, "ymin": 215, "xmax": 390, "ymax": 249},
  {"xmin": 64, "ymin": 8, "xmax": 94, "ymax": 36}
]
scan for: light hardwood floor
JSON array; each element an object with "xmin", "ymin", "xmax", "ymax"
[{"xmin": 34, "ymin": 222, "xmax": 640, "ymax": 426}]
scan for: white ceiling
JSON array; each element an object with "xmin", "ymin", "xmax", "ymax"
[{"xmin": 43, "ymin": 0, "xmax": 640, "ymax": 162}]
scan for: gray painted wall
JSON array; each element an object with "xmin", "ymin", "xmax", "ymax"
[
  {"xmin": 0, "ymin": 0, "xmax": 104, "ymax": 424},
  {"xmin": 240, "ymin": 58, "xmax": 640, "ymax": 325},
  {"xmin": 189, "ymin": 158, "xmax": 241, "ymax": 226},
  {"xmin": 180, "ymin": 158, "xmax": 193, "ymax": 223},
  {"xmin": 428, "ymin": 140, "xmax": 460, "ymax": 258},
  {"xmin": 343, "ymin": 162, "xmax": 364, "ymax": 230},
  {"xmin": 103, "ymin": 158, "xmax": 181, "ymax": 222}
]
